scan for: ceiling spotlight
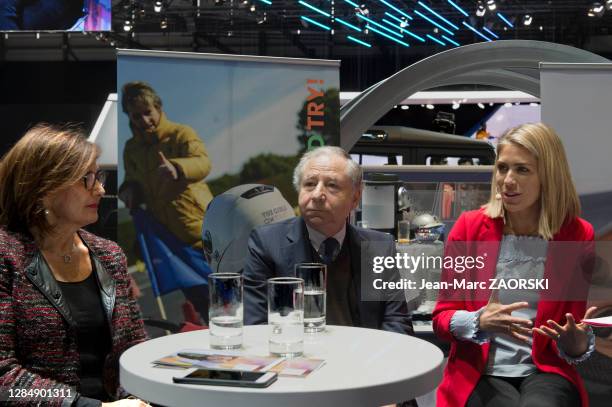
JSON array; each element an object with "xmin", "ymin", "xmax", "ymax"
[
  {"xmin": 358, "ymin": 5, "xmax": 369, "ymax": 16},
  {"xmin": 522, "ymin": 14, "xmax": 533, "ymax": 26},
  {"xmin": 452, "ymin": 102, "xmax": 460, "ymax": 110},
  {"xmin": 256, "ymin": 12, "xmax": 267, "ymax": 24},
  {"xmin": 539, "ymin": 25, "xmax": 543, "ymax": 31},
  {"xmin": 250, "ymin": 4, "xmax": 256, "ymax": 12},
  {"xmin": 400, "ymin": 18, "xmax": 408, "ymax": 28},
  {"xmin": 426, "ymin": 104, "xmax": 435, "ymax": 110},
  {"xmin": 123, "ymin": 20, "xmax": 133, "ymax": 32},
  {"xmin": 588, "ymin": 3, "xmax": 605, "ymax": 17},
  {"xmin": 477, "ymin": 103, "xmax": 485, "ymax": 109},
  {"xmin": 297, "ymin": 29, "xmax": 301, "ymax": 35},
  {"xmin": 486, "ymin": 0, "xmax": 496, "ymax": 11},
  {"xmin": 503, "ymin": 102, "xmax": 512, "ymax": 107},
  {"xmin": 476, "ymin": 1, "xmax": 486, "ymax": 17},
  {"xmin": 606, "ymin": 0, "xmax": 612, "ymax": 10},
  {"xmin": 594, "ymin": 2, "xmax": 605, "ymax": 14},
  {"xmin": 401, "ymin": 105, "xmax": 409, "ymax": 110},
  {"xmin": 160, "ymin": 18, "xmax": 168, "ymax": 29},
  {"xmin": 154, "ymin": 1, "xmax": 163, "ymax": 13}
]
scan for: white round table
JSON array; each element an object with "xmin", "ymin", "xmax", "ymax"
[{"xmin": 120, "ymin": 325, "xmax": 444, "ymax": 407}]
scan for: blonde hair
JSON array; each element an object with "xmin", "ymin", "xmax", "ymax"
[
  {"xmin": 0, "ymin": 124, "xmax": 99, "ymax": 237},
  {"xmin": 484, "ymin": 122, "xmax": 580, "ymax": 240}
]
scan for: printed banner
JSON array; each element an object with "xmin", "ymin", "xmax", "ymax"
[{"xmin": 117, "ymin": 50, "xmax": 340, "ymax": 328}]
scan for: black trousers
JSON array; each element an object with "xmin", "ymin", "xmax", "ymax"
[{"xmin": 466, "ymin": 372, "xmax": 580, "ymax": 407}]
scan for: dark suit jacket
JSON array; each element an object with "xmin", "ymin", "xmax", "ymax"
[{"xmin": 243, "ymin": 217, "xmax": 413, "ymax": 335}]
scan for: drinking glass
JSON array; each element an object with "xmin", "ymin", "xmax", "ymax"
[
  {"xmin": 295, "ymin": 263, "xmax": 327, "ymax": 333},
  {"xmin": 267, "ymin": 277, "xmax": 304, "ymax": 357},
  {"xmin": 208, "ymin": 273, "xmax": 243, "ymax": 350}
]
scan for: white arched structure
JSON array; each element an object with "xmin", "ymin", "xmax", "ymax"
[{"xmin": 339, "ymin": 40, "xmax": 609, "ymax": 150}]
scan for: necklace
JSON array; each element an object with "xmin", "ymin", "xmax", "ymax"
[{"xmin": 45, "ymin": 243, "xmax": 78, "ymax": 264}]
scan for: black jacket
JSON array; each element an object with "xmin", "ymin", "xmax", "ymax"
[{"xmin": 243, "ymin": 217, "xmax": 413, "ymax": 335}]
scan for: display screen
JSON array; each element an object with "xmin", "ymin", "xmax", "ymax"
[
  {"xmin": 0, "ymin": 0, "xmax": 111, "ymax": 31},
  {"xmin": 185, "ymin": 369, "xmax": 267, "ymax": 382}
]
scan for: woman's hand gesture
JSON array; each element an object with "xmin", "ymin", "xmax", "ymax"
[
  {"xmin": 478, "ymin": 290, "xmax": 533, "ymax": 342},
  {"xmin": 533, "ymin": 306, "xmax": 597, "ymax": 357}
]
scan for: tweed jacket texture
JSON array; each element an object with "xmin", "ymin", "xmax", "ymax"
[{"xmin": 0, "ymin": 227, "xmax": 147, "ymax": 406}]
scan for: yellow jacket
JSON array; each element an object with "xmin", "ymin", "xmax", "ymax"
[{"xmin": 120, "ymin": 113, "xmax": 212, "ymax": 248}]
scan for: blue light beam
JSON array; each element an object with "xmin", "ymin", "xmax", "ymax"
[
  {"xmin": 336, "ymin": 17, "xmax": 362, "ymax": 32},
  {"xmin": 426, "ymin": 34, "xmax": 446, "ymax": 46},
  {"xmin": 384, "ymin": 12, "xmax": 405, "ymax": 25},
  {"xmin": 382, "ymin": 19, "xmax": 425, "ymax": 42},
  {"xmin": 347, "ymin": 35, "xmax": 372, "ymax": 47},
  {"xmin": 357, "ymin": 14, "xmax": 403, "ymax": 38},
  {"xmin": 447, "ymin": 0, "xmax": 468, "ymax": 17},
  {"xmin": 496, "ymin": 12, "xmax": 514, "ymax": 28},
  {"xmin": 482, "ymin": 26, "xmax": 499, "ymax": 39},
  {"xmin": 301, "ymin": 16, "xmax": 331, "ymax": 31},
  {"xmin": 417, "ymin": 1, "xmax": 459, "ymax": 30},
  {"xmin": 461, "ymin": 21, "xmax": 492, "ymax": 41},
  {"xmin": 414, "ymin": 9, "xmax": 454, "ymax": 36},
  {"xmin": 298, "ymin": 1, "xmax": 330, "ymax": 17},
  {"xmin": 441, "ymin": 34, "xmax": 460, "ymax": 46},
  {"xmin": 379, "ymin": 0, "xmax": 413, "ymax": 21},
  {"xmin": 366, "ymin": 25, "xmax": 410, "ymax": 47}
]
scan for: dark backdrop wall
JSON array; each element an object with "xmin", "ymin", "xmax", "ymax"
[{"xmin": 0, "ymin": 61, "xmax": 116, "ymax": 151}]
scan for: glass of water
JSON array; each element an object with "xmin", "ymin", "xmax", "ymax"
[
  {"xmin": 295, "ymin": 263, "xmax": 326, "ymax": 333},
  {"xmin": 267, "ymin": 277, "xmax": 304, "ymax": 357},
  {"xmin": 208, "ymin": 273, "xmax": 243, "ymax": 350}
]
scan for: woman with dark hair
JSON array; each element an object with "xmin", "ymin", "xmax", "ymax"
[
  {"xmin": 0, "ymin": 124, "xmax": 148, "ymax": 406},
  {"xmin": 433, "ymin": 123, "xmax": 597, "ymax": 407}
]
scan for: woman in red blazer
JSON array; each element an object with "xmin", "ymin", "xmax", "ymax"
[
  {"xmin": 0, "ymin": 124, "xmax": 149, "ymax": 407},
  {"xmin": 433, "ymin": 123, "xmax": 596, "ymax": 407}
]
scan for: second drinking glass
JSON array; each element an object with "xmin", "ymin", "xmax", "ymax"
[
  {"xmin": 295, "ymin": 263, "xmax": 327, "ymax": 333},
  {"xmin": 267, "ymin": 277, "xmax": 304, "ymax": 357}
]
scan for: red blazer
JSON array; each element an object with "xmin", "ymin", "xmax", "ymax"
[{"xmin": 433, "ymin": 208, "xmax": 594, "ymax": 407}]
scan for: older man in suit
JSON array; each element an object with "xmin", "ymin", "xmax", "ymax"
[{"xmin": 243, "ymin": 146, "xmax": 412, "ymax": 335}]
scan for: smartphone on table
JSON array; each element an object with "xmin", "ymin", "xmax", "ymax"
[{"xmin": 173, "ymin": 368, "xmax": 277, "ymax": 388}]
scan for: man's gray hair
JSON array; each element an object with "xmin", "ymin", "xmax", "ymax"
[{"xmin": 292, "ymin": 146, "xmax": 363, "ymax": 191}]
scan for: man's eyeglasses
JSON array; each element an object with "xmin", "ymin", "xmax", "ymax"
[{"xmin": 82, "ymin": 170, "xmax": 107, "ymax": 190}]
